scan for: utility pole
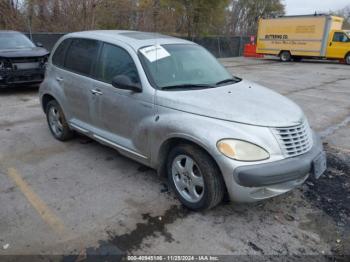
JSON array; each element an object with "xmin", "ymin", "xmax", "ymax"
[
  {"xmin": 153, "ymin": 0, "xmax": 160, "ymax": 32},
  {"xmin": 28, "ymin": 14, "xmax": 33, "ymax": 40}
]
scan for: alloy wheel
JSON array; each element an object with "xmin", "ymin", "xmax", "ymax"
[
  {"xmin": 48, "ymin": 106, "xmax": 64, "ymax": 137},
  {"xmin": 171, "ymin": 154, "xmax": 205, "ymax": 203}
]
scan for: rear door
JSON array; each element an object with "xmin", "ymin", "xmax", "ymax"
[
  {"xmin": 61, "ymin": 38, "xmax": 101, "ymax": 129},
  {"xmin": 327, "ymin": 31, "xmax": 350, "ymax": 59}
]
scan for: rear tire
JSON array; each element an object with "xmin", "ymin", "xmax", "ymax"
[
  {"xmin": 346, "ymin": 53, "xmax": 350, "ymax": 65},
  {"xmin": 167, "ymin": 144, "xmax": 225, "ymax": 211},
  {"xmin": 46, "ymin": 100, "xmax": 74, "ymax": 141},
  {"xmin": 280, "ymin": 51, "xmax": 292, "ymax": 62}
]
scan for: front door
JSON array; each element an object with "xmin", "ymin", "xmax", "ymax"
[
  {"xmin": 327, "ymin": 31, "xmax": 350, "ymax": 59},
  {"xmin": 91, "ymin": 42, "xmax": 155, "ymax": 160}
]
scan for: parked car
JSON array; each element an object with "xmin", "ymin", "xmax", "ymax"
[
  {"xmin": 0, "ymin": 31, "xmax": 49, "ymax": 88},
  {"xmin": 39, "ymin": 31, "xmax": 327, "ymax": 210}
]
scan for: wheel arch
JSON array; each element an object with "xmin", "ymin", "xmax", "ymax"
[
  {"xmin": 156, "ymin": 136, "xmax": 227, "ymax": 190},
  {"xmin": 41, "ymin": 93, "xmax": 56, "ymax": 113},
  {"xmin": 278, "ymin": 50, "xmax": 292, "ymax": 56},
  {"xmin": 41, "ymin": 93, "xmax": 68, "ymax": 118},
  {"xmin": 345, "ymin": 51, "xmax": 350, "ymax": 64}
]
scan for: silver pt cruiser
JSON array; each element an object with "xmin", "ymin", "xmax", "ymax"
[{"xmin": 39, "ymin": 31, "xmax": 327, "ymax": 210}]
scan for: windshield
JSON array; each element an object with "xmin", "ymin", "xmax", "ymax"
[
  {"xmin": 139, "ymin": 44, "xmax": 235, "ymax": 89},
  {"xmin": 0, "ymin": 32, "xmax": 35, "ymax": 50}
]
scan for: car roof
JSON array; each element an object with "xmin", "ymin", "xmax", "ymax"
[{"xmin": 65, "ymin": 30, "xmax": 195, "ymax": 51}]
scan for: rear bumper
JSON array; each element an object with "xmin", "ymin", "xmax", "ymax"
[
  {"xmin": 233, "ymin": 135, "xmax": 325, "ymax": 187},
  {"xmin": 0, "ymin": 68, "xmax": 45, "ymax": 87}
]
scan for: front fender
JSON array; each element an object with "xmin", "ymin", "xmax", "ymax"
[{"xmin": 150, "ymin": 106, "xmax": 282, "ymax": 168}]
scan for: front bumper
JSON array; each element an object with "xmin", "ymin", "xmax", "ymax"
[
  {"xmin": 222, "ymin": 133, "xmax": 326, "ymax": 202},
  {"xmin": 0, "ymin": 68, "xmax": 45, "ymax": 87},
  {"xmin": 233, "ymin": 136, "xmax": 324, "ymax": 187}
]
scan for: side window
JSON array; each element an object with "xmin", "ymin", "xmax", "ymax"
[
  {"xmin": 333, "ymin": 32, "xmax": 350, "ymax": 43},
  {"xmin": 65, "ymin": 38, "xmax": 100, "ymax": 76},
  {"xmin": 96, "ymin": 43, "xmax": 140, "ymax": 84},
  {"xmin": 52, "ymin": 39, "xmax": 71, "ymax": 67}
]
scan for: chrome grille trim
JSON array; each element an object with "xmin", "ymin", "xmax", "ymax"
[{"xmin": 272, "ymin": 120, "xmax": 313, "ymax": 158}]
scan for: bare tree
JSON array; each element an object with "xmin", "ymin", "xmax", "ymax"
[
  {"xmin": 0, "ymin": 0, "xmax": 25, "ymax": 30},
  {"xmin": 227, "ymin": 0, "xmax": 285, "ymax": 35},
  {"xmin": 336, "ymin": 5, "xmax": 350, "ymax": 29},
  {"xmin": 0, "ymin": 0, "xmax": 285, "ymax": 36}
]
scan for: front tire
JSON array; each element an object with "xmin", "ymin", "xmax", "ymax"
[
  {"xmin": 167, "ymin": 144, "xmax": 225, "ymax": 210},
  {"xmin": 280, "ymin": 51, "xmax": 292, "ymax": 62},
  {"xmin": 46, "ymin": 100, "xmax": 74, "ymax": 141},
  {"xmin": 346, "ymin": 53, "xmax": 350, "ymax": 65}
]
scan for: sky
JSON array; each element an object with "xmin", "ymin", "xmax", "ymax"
[{"xmin": 284, "ymin": 0, "xmax": 350, "ymax": 15}]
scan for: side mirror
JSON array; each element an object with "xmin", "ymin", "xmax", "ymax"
[
  {"xmin": 36, "ymin": 42, "xmax": 43, "ymax": 47},
  {"xmin": 111, "ymin": 75, "xmax": 142, "ymax": 92}
]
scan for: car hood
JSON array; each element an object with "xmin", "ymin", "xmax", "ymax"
[
  {"xmin": 0, "ymin": 47, "xmax": 49, "ymax": 58},
  {"xmin": 156, "ymin": 80, "xmax": 304, "ymax": 127}
]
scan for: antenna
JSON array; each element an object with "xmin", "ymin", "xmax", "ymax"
[{"xmin": 154, "ymin": 0, "xmax": 160, "ymax": 73}]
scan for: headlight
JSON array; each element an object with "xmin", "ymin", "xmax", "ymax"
[
  {"xmin": 217, "ymin": 139, "xmax": 269, "ymax": 161},
  {"xmin": 39, "ymin": 57, "xmax": 48, "ymax": 68}
]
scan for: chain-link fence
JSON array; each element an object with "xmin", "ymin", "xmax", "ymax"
[
  {"xmin": 184, "ymin": 36, "xmax": 250, "ymax": 58},
  {"xmin": 25, "ymin": 33, "xmax": 250, "ymax": 58}
]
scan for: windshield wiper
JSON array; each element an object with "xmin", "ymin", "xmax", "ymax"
[
  {"xmin": 215, "ymin": 77, "xmax": 241, "ymax": 86},
  {"xmin": 161, "ymin": 84, "xmax": 215, "ymax": 90}
]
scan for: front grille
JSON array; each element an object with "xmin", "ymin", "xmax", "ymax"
[
  {"xmin": 272, "ymin": 120, "xmax": 313, "ymax": 158},
  {"xmin": 10, "ymin": 57, "xmax": 41, "ymax": 63},
  {"xmin": 7, "ymin": 73, "xmax": 44, "ymax": 84}
]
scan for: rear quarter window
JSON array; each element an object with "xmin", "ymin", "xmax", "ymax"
[
  {"xmin": 52, "ymin": 39, "xmax": 71, "ymax": 67},
  {"xmin": 64, "ymin": 38, "xmax": 100, "ymax": 76}
]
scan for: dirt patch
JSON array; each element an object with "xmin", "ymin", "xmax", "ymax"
[
  {"xmin": 71, "ymin": 205, "xmax": 190, "ymax": 260},
  {"xmin": 0, "ymin": 116, "xmax": 42, "ymax": 129},
  {"xmin": 106, "ymin": 205, "xmax": 189, "ymax": 252},
  {"xmin": 304, "ymin": 146, "xmax": 350, "ymax": 226},
  {"xmin": 137, "ymin": 165, "xmax": 152, "ymax": 172},
  {"xmin": 0, "ymin": 145, "xmax": 69, "ymax": 166},
  {"xmin": 248, "ymin": 241, "xmax": 264, "ymax": 254},
  {"xmin": 303, "ymin": 145, "xmax": 350, "ymax": 257}
]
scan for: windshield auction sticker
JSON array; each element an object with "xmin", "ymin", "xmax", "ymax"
[{"xmin": 140, "ymin": 45, "xmax": 170, "ymax": 63}]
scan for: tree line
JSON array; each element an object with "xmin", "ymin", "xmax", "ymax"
[
  {"xmin": 0, "ymin": 0, "xmax": 348, "ymax": 37},
  {"xmin": 0, "ymin": 0, "xmax": 286, "ymax": 36}
]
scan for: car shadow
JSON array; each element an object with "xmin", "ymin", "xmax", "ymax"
[
  {"xmin": 261, "ymin": 57, "xmax": 345, "ymax": 66},
  {"xmin": 0, "ymin": 85, "xmax": 39, "ymax": 95}
]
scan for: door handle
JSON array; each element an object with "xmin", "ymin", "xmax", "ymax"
[
  {"xmin": 91, "ymin": 89, "xmax": 103, "ymax": 96},
  {"xmin": 329, "ymin": 42, "xmax": 333, "ymax": 46},
  {"xmin": 56, "ymin": 77, "xmax": 64, "ymax": 82}
]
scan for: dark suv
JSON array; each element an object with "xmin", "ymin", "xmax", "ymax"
[{"xmin": 0, "ymin": 31, "xmax": 49, "ymax": 88}]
